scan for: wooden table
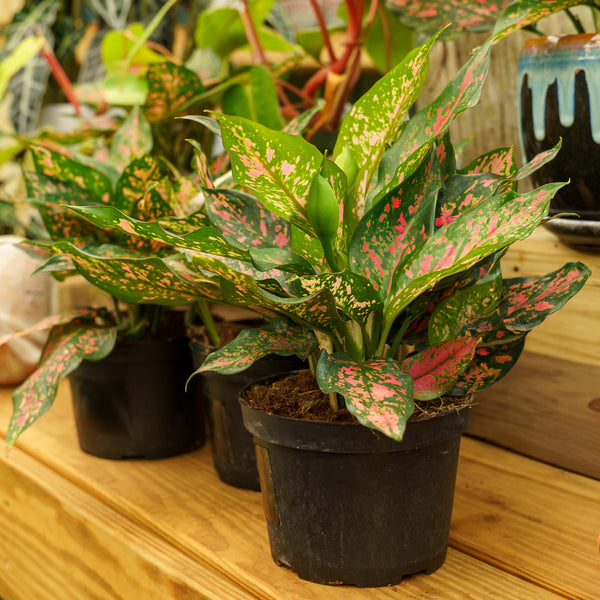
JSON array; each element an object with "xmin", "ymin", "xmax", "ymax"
[{"xmin": 0, "ymin": 382, "xmax": 598, "ymax": 600}]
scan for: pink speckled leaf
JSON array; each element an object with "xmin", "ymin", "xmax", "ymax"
[
  {"xmin": 316, "ymin": 352, "xmax": 415, "ymax": 440},
  {"xmin": 67, "ymin": 205, "xmax": 250, "ymax": 260},
  {"xmin": 217, "ymin": 113, "xmax": 323, "ymax": 234},
  {"xmin": 30, "ymin": 145, "xmax": 112, "ymax": 203},
  {"xmin": 499, "ymin": 262, "xmax": 591, "ymax": 333},
  {"xmin": 349, "ymin": 150, "xmax": 440, "ymax": 297},
  {"xmin": 449, "ymin": 337, "xmax": 526, "ymax": 395},
  {"xmin": 385, "ymin": 182, "xmax": 565, "ymax": 326},
  {"xmin": 401, "ymin": 336, "xmax": 479, "ymax": 400},
  {"xmin": 196, "ymin": 319, "xmax": 316, "ymax": 375},
  {"xmin": 388, "ymin": 0, "xmax": 514, "ymax": 35},
  {"xmin": 294, "ymin": 270, "xmax": 382, "ymax": 321},
  {"xmin": 114, "ymin": 155, "xmax": 168, "ymax": 214},
  {"xmin": 250, "ymin": 248, "xmax": 315, "ymax": 276},
  {"xmin": 6, "ymin": 321, "xmax": 117, "ymax": 446},
  {"xmin": 205, "ymin": 187, "xmax": 291, "ymax": 251},
  {"xmin": 110, "ymin": 105, "xmax": 153, "ymax": 171},
  {"xmin": 460, "ymin": 147, "xmax": 516, "ymax": 177},
  {"xmin": 143, "ymin": 62, "xmax": 205, "ymax": 123},
  {"xmin": 429, "ymin": 264, "xmax": 502, "ymax": 344},
  {"xmin": 334, "ymin": 33, "xmax": 439, "ymax": 224},
  {"xmin": 493, "ymin": 0, "xmax": 582, "ymax": 39},
  {"xmin": 0, "ymin": 307, "xmax": 103, "ymax": 347},
  {"xmin": 370, "ymin": 38, "xmax": 493, "ymax": 206},
  {"xmin": 47, "ymin": 241, "xmax": 222, "ymax": 305}
]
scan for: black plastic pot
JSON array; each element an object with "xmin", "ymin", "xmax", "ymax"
[
  {"xmin": 240, "ymin": 375, "xmax": 471, "ymax": 587},
  {"xmin": 191, "ymin": 340, "xmax": 304, "ymax": 490},
  {"xmin": 69, "ymin": 337, "xmax": 204, "ymax": 460}
]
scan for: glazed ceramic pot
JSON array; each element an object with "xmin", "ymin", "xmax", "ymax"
[{"xmin": 518, "ymin": 34, "xmax": 600, "ymax": 245}]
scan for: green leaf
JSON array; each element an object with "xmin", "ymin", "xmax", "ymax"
[
  {"xmin": 48, "ymin": 241, "xmax": 222, "ymax": 305},
  {"xmin": 460, "ymin": 146, "xmax": 517, "ymax": 177},
  {"xmin": 449, "ymin": 337, "xmax": 526, "ymax": 395},
  {"xmin": 401, "ymin": 336, "xmax": 480, "ymax": 400},
  {"xmin": 369, "ymin": 37, "xmax": 493, "ymax": 206},
  {"xmin": 194, "ymin": 7, "xmax": 249, "ymax": 58},
  {"xmin": 68, "ymin": 205, "xmax": 251, "ymax": 260},
  {"xmin": 334, "ymin": 32, "xmax": 439, "ymax": 223},
  {"xmin": 195, "ymin": 319, "xmax": 317, "ymax": 375},
  {"xmin": 429, "ymin": 264, "xmax": 503, "ymax": 344},
  {"xmin": 222, "ymin": 65, "xmax": 283, "ymax": 130},
  {"xmin": 143, "ymin": 62, "xmax": 205, "ymax": 123},
  {"xmin": 0, "ymin": 36, "xmax": 44, "ymax": 101},
  {"xmin": 101, "ymin": 24, "xmax": 164, "ymax": 74},
  {"xmin": 30, "ymin": 145, "xmax": 113, "ymax": 202},
  {"xmin": 384, "ymin": 182, "xmax": 565, "ymax": 325},
  {"xmin": 294, "ymin": 271, "xmax": 383, "ymax": 321},
  {"xmin": 6, "ymin": 321, "xmax": 117, "ymax": 446},
  {"xmin": 110, "ymin": 106, "xmax": 153, "ymax": 171},
  {"xmin": 101, "ymin": 73, "xmax": 149, "ymax": 106},
  {"xmin": 114, "ymin": 155, "xmax": 168, "ymax": 213},
  {"xmin": 251, "ymin": 248, "xmax": 316, "ymax": 276},
  {"xmin": 316, "ymin": 352, "xmax": 415, "ymax": 440},
  {"xmin": 218, "ymin": 113, "xmax": 324, "ymax": 233}
]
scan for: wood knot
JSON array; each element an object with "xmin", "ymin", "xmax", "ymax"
[{"xmin": 587, "ymin": 398, "xmax": 600, "ymax": 412}]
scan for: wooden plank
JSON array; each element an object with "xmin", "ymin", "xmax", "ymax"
[
  {"xmin": 469, "ymin": 351, "xmax": 600, "ymax": 479},
  {"xmin": 0, "ymin": 444, "xmax": 254, "ymax": 600},
  {"xmin": 499, "ymin": 228, "xmax": 600, "ymax": 368},
  {"xmin": 454, "ymin": 437, "xmax": 600, "ymax": 600},
  {"xmin": 0, "ymin": 383, "xmax": 579, "ymax": 599}
]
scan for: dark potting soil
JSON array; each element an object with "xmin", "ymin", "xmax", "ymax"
[
  {"xmin": 188, "ymin": 321, "xmax": 249, "ymax": 348},
  {"xmin": 243, "ymin": 371, "xmax": 473, "ymax": 424}
]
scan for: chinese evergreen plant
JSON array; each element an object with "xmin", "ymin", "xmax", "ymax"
[{"xmin": 63, "ymin": 29, "xmax": 590, "ymax": 442}]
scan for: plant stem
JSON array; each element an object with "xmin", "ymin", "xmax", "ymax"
[
  {"xmin": 124, "ymin": 0, "xmax": 180, "ymax": 72},
  {"xmin": 565, "ymin": 8, "xmax": 586, "ymax": 34},
  {"xmin": 111, "ymin": 296, "xmax": 123, "ymax": 324},
  {"xmin": 308, "ymin": 0, "xmax": 337, "ymax": 61},
  {"xmin": 195, "ymin": 300, "xmax": 220, "ymax": 347},
  {"xmin": 387, "ymin": 317, "xmax": 413, "ymax": 360}
]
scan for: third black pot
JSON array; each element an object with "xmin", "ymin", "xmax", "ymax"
[
  {"xmin": 69, "ymin": 336, "xmax": 204, "ymax": 460},
  {"xmin": 240, "ymin": 375, "xmax": 471, "ymax": 587}
]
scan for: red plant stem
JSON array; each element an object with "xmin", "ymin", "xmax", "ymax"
[
  {"xmin": 307, "ymin": 0, "xmax": 337, "ymax": 62},
  {"xmin": 36, "ymin": 28, "xmax": 81, "ymax": 115}
]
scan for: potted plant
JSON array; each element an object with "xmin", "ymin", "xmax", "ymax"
[
  {"xmin": 0, "ymin": 100, "xmax": 224, "ymax": 458},
  {"xmin": 74, "ymin": 28, "xmax": 590, "ymax": 584}
]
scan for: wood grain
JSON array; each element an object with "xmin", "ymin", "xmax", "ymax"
[
  {"xmin": 0, "ymin": 382, "xmax": 590, "ymax": 599},
  {"xmin": 469, "ymin": 351, "xmax": 600, "ymax": 479},
  {"xmin": 454, "ymin": 437, "xmax": 600, "ymax": 600}
]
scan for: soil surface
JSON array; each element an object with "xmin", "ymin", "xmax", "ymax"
[
  {"xmin": 243, "ymin": 371, "xmax": 474, "ymax": 424},
  {"xmin": 188, "ymin": 320, "xmax": 258, "ymax": 348}
]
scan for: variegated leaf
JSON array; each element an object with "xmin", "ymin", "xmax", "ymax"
[
  {"xmin": 30, "ymin": 145, "xmax": 112, "ymax": 202},
  {"xmin": 251, "ymin": 248, "xmax": 315, "ymax": 276},
  {"xmin": 369, "ymin": 38, "xmax": 493, "ymax": 206},
  {"xmin": 493, "ymin": 0, "xmax": 582, "ymax": 39},
  {"xmin": 114, "ymin": 155, "xmax": 168, "ymax": 214},
  {"xmin": 110, "ymin": 105, "xmax": 153, "ymax": 171},
  {"xmin": 388, "ymin": 0, "xmax": 513, "ymax": 35},
  {"xmin": 0, "ymin": 307, "xmax": 103, "ymax": 347},
  {"xmin": 143, "ymin": 62, "xmax": 205, "ymax": 123},
  {"xmin": 499, "ymin": 262, "xmax": 591, "ymax": 333},
  {"xmin": 294, "ymin": 270, "xmax": 383, "ymax": 321},
  {"xmin": 205, "ymin": 186, "xmax": 291, "ymax": 250},
  {"xmin": 349, "ymin": 150, "xmax": 440, "ymax": 296},
  {"xmin": 48, "ymin": 241, "xmax": 219, "ymax": 305},
  {"xmin": 217, "ymin": 113, "xmax": 323, "ymax": 233},
  {"xmin": 385, "ymin": 182, "xmax": 565, "ymax": 325},
  {"xmin": 449, "ymin": 337, "xmax": 526, "ymax": 395},
  {"xmin": 67, "ymin": 205, "xmax": 251, "ymax": 260},
  {"xmin": 429, "ymin": 264, "xmax": 503, "ymax": 344},
  {"xmin": 460, "ymin": 146, "xmax": 516, "ymax": 177},
  {"xmin": 158, "ymin": 211, "xmax": 211, "ymax": 236},
  {"xmin": 195, "ymin": 319, "xmax": 316, "ymax": 375},
  {"xmin": 6, "ymin": 321, "xmax": 117, "ymax": 446},
  {"xmin": 334, "ymin": 33, "xmax": 439, "ymax": 222},
  {"xmin": 316, "ymin": 352, "xmax": 415, "ymax": 440},
  {"xmin": 401, "ymin": 336, "xmax": 480, "ymax": 400}
]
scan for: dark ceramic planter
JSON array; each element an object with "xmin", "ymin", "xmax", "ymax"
[
  {"xmin": 240, "ymin": 373, "xmax": 471, "ymax": 587},
  {"xmin": 69, "ymin": 337, "xmax": 204, "ymax": 460},
  {"xmin": 518, "ymin": 34, "xmax": 600, "ymax": 246},
  {"xmin": 190, "ymin": 339, "xmax": 304, "ymax": 490}
]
